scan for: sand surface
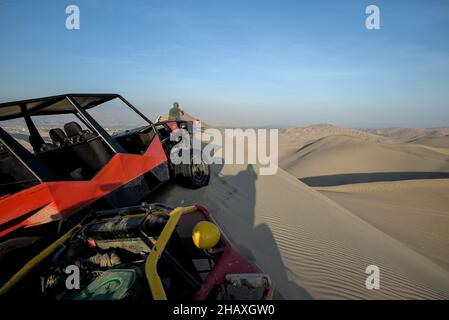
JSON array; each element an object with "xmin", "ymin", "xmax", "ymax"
[
  {"xmin": 277, "ymin": 126, "xmax": 449, "ymax": 298},
  {"xmin": 152, "ymin": 162, "xmax": 449, "ymax": 299},
  {"xmin": 319, "ymin": 180, "xmax": 449, "ymax": 271}
]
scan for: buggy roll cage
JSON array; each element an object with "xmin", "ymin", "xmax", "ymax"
[
  {"xmin": 0, "ymin": 94, "xmax": 157, "ymax": 182},
  {"xmin": 0, "ymin": 94, "xmax": 151, "ymax": 123}
]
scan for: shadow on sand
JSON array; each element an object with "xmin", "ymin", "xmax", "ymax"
[
  {"xmin": 300, "ymin": 171, "xmax": 449, "ymax": 187},
  {"xmin": 204, "ymin": 163, "xmax": 311, "ymax": 299}
]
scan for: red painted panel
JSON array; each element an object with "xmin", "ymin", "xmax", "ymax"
[
  {"xmin": 0, "ymin": 136, "xmax": 168, "ymax": 237},
  {"xmin": 0, "ymin": 184, "xmax": 53, "ymax": 226}
]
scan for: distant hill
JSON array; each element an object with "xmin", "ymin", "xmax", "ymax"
[
  {"xmin": 409, "ymin": 135, "xmax": 449, "ymax": 148},
  {"xmin": 280, "ymin": 124, "xmax": 387, "ymax": 146},
  {"xmin": 278, "ymin": 124, "xmax": 388, "ymax": 161},
  {"xmin": 366, "ymin": 127, "xmax": 449, "ymax": 143}
]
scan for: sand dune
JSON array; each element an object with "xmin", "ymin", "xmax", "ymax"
[
  {"xmin": 281, "ymin": 124, "xmax": 386, "ymax": 145},
  {"xmin": 410, "ymin": 135, "xmax": 449, "ymax": 148},
  {"xmin": 152, "ymin": 163, "xmax": 449, "ymax": 299},
  {"xmin": 280, "ymin": 135, "xmax": 449, "ymax": 180},
  {"xmin": 279, "ymin": 124, "xmax": 387, "ymax": 159},
  {"xmin": 319, "ymin": 179, "xmax": 449, "ymax": 271},
  {"xmin": 275, "ymin": 126, "xmax": 449, "ymax": 298}
]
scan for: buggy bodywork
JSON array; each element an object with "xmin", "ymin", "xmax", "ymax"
[{"xmin": 0, "ymin": 94, "xmax": 209, "ymax": 238}]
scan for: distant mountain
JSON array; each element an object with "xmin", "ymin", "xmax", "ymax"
[
  {"xmin": 365, "ymin": 127, "xmax": 449, "ymax": 143},
  {"xmin": 280, "ymin": 124, "xmax": 386, "ymax": 148}
]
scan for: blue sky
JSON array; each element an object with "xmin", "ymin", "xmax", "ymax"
[{"xmin": 1, "ymin": 0, "xmax": 449, "ymax": 127}]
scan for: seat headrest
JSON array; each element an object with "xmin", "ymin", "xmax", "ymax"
[
  {"xmin": 29, "ymin": 135, "xmax": 44, "ymax": 153},
  {"xmin": 64, "ymin": 122, "xmax": 83, "ymax": 138},
  {"xmin": 49, "ymin": 128, "xmax": 69, "ymax": 146}
]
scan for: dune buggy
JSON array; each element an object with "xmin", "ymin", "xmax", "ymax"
[
  {"xmin": 0, "ymin": 94, "xmax": 209, "ymax": 238},
  {"xmin": 0, "ymin": 203, "xmax": 274, "ymax": 300}
]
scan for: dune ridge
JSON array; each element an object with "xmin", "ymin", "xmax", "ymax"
[
  {"xmin": 410, "ymin": 135, "xmax": 449, "ymax": 148},
  {"xmin": 280, "ymin": 134, "xmax": 449, "ymax": 179},
  {"xmin": 366, "ymin": 127, "xmax": 449, "ymax": 143}
]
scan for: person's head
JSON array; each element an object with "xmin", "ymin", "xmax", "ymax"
[{"xmin": 173, "ymin": 102, "xmax": 179, "ymax": 108}]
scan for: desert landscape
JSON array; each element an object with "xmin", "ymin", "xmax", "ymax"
[
  {"xmin": 3, "ymin": 121, "xmax": 449, "ymax": 299},
  {"xmin": 2, "ymin": 0, "xmax": 449, "ymax": 307},
  {"xmin": 149, "ymin": 123, "xmax": 449, "ymax": 299}
]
